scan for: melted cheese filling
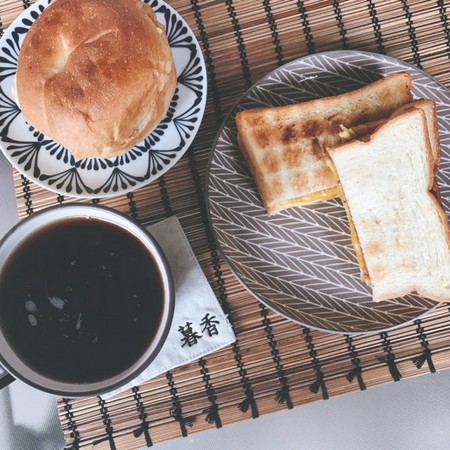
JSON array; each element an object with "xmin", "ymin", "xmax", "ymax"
[
  {"xmin": 324, "ymin": 156, "xmax": 371, "ymax": 285},
  {"xmin": 339, "ymin": 186, "xmax": 371, "ymax": 285},
  {"xmin": 275, "ymin": 185, "xmax": 341, "ymax": 210},
  {"xmin": 276, "ymin": 181, "xmax": 371, "ymax": 284}
]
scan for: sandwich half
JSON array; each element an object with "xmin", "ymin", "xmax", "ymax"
[
  {"xmin": 327, "ymin": 107, "xmax": 450, "ymax": 303},
  {"xmin": 337, "ymin": 99, "xmax": 440, "ymax": 285},
  {"xmin": 236, "ymin": 72, "xmax": 413, "ymax": 216}
]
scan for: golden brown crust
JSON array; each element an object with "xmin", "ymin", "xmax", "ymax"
[{"xmin": 16, "ymin": 0, "xmax": 177, "ymax": 159}]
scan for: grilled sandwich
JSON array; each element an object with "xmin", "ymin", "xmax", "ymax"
[
  {"xmin": 327, "ymin": 107, "xmax": 450, "ymax": 302},
  {"xmin": 335, "ymin": 99, "xmax": 440, "ymax": 285},
  {"xmin": 236, "ymin": 72, "xmax": 413, "ymax": 216}
]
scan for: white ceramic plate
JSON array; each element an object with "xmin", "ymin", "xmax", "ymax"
[
  {"xmin": 207, "ymin": 50, "xmax": 448, "ymax": 334},
  {"xmin": 0, "ymin": 0, "xmax": 206, "ymax": 197}
]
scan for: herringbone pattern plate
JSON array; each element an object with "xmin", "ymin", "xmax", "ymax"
[{"xmin": 207, "ymin": 50, "xmax": 448, "ymax": 333}]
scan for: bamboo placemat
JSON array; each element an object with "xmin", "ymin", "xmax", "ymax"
[{"xmin": 3, "ymin": 0, "xmax": 450, "ymax": 448}]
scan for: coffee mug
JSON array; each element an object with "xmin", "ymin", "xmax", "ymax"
[{"xmin": 0, "ymin": 204, "xmax": 174, "ymax": 397}]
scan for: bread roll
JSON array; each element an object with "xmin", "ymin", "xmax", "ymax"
[{"xmin": 16, "ymin": 0, "xmax": 177, "ymax": 159}]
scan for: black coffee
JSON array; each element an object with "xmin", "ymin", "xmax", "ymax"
[{"xmin": 0, "ymin": 217, "xmax": 165, "ymax": 384}]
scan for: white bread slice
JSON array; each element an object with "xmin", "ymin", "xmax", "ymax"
[
  {"xmin": 331, "ymin": 99, "xmax": 441, "ymax": 287},
  {"xmin": 328, "ymin": 108, "xmax": 450, "ymax": 302},
  {"xmin": 236, "ymin": 72, "xmax": 413, "ymax": 216}
]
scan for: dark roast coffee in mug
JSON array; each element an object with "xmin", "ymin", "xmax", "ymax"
[{"xmin": 0, "ymin": 205, "xmax": 174, "ymax": 396}]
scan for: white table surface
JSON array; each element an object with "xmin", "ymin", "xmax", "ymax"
[{"xmin": 1, "ymin": 151, "xmax": 450, "ymax": 450}]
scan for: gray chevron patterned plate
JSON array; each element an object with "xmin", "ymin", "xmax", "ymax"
[{"xmin": 207, "ymin": 50, "xmax": 449, "ymax": 334}]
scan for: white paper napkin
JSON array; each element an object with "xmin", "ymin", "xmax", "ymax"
[{"xmin": 102, "ymin": 216, "xmax": 235, "ymax": 399}]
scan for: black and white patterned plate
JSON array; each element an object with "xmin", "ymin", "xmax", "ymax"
[
  {"xmin": 207, "ymin": 50, "xmax": 450, "ymax": 334},
  {"xmin": 0, "ymin": 0, "xmax": 206, "ymax": 197}
]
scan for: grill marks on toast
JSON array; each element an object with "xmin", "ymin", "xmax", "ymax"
[{"xmin": 236, "ymin": 72, "xmax": 413, "ymax": 216}]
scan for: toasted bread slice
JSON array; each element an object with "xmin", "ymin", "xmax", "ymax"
[
  {"xmin": 337, "ymin": 99, "xmax": 441, "ymax": 287},
  {"xmin": 236, "ymin": 72, "xmax": 413, "ymax": 216},
  {"xmin": 327, "ymin": 108, "xmax": 450, "ymax": 303}
]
